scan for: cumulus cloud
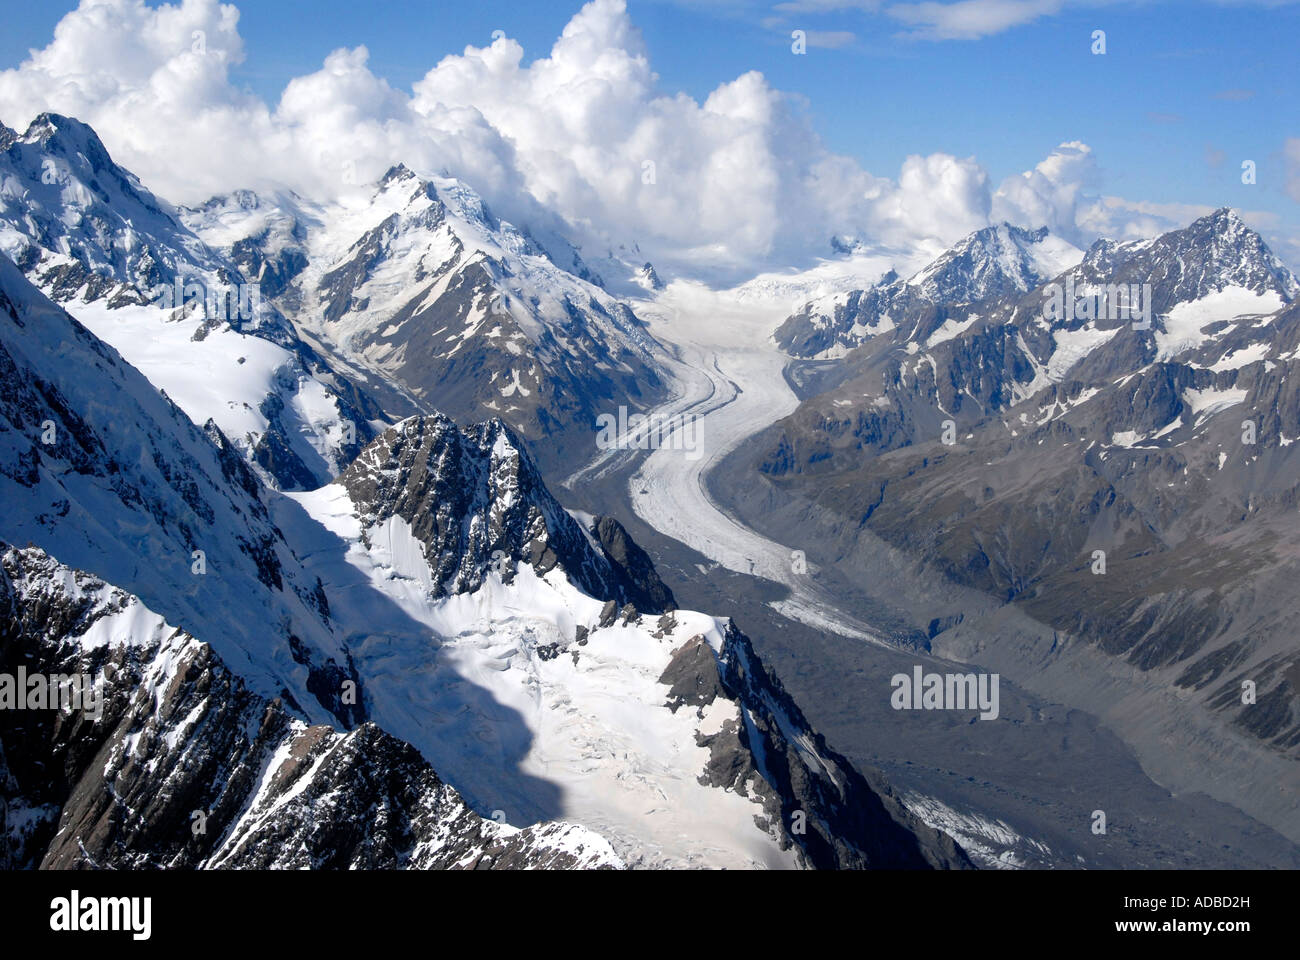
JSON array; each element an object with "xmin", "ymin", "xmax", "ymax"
[
  {"xmin": 0, "ymin": 0, "xmax": 1238, "ymax": 280},
  {"xmin": 0, "ymin": 0, "xmax": 530, "ymax": 216},
  {"xmin": 860, "ymin": 152, "xmax": 991, "ymax": 249},
  {"xmin": 993, "ymin": 140, "xmax": 1097, "ymax": 245}
]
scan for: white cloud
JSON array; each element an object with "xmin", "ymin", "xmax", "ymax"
[
  {"xmin": 0, "ymin": 0, "xmax": 1274, "ymax": 281},
  {"xmin": 880, "ymin": 0, "xmax": 1300, "ymax": 41},
  {"xmin": 885, "ymin": 0, "xmax": 1065, "ymax": 40},
  {"xmin": 993, "ymin": 140, "xmax": 1096, "ymax": 244},
  {"xmin": 1, "ymin": 0, "xmax": 998, "ymax": 277},
  {"xmin": 1078, "ymin": 196, "xmax": 1218, "ymax": 241},
  {"xmin": 861, "ymin": 152, "xmax": 991, "ymax": 249}
]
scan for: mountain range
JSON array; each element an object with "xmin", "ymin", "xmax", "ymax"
[
  {"xmin": 720, "ymin": 206, "xmax": 1300, "ymax": 840},
  {"xmin": 3, "ymin": 108, "xmax": 1297, "ymax": 869},
  {"xmin": 0, "ymin": 114, "xmax": 967, "ymax": 870}
]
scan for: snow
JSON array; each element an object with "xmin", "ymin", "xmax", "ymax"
[
  {"xmin": 1205, "ymin": 341, "xmax": 1270, "ymax": 372},
  {"xmin": 734, "ymin": 252, "xmax": 910, "ymax": 314},
  {"xmin": 909, "ymin": 223, "xmax": 1081, "ymax": 301},
  {"xmin": 0, "ymin": 115, "xmax": 222, "ymax": 283},
  {"xmin": 1109, "ymin": 412, "xmax": 1183, "ymax": 449},
  {"xmin": 1183, "ymin": 385, "xmax": 1249, "ymax": 423},
  {"xmin": 1025, "ymin": 231, "xmax": 1085, "ymax": 279},
  {"xmin": 67, "ymin": 299, "xmax": 353, "ymax": 486},
  {"xmin": 0, "ymin": 256, "xmax": 354, "ymax": 729},
  {"xmin": 278, "ymin": 482, "xmax": 799, "ymax": 869},
  {"xmin": 1156, "ymin": 287, "xmax": 1285, "ymax": 360},
  {"xmin": 1153, "ymin": 416, "xmax": 1183, "ymax": 439},
  {"xmin": 901, "ymin": 791, "xmax": 1050, "ymax": 870},
  {"xmin": 568, "ymin": 279, "xmax": 882, "ymax": 644},
  {"xmin": 276, "ymin": 168, "xmax": 660, "ymax": 389},
  {"xmin": 498, "ymin": 367, "xmax": 531, "ymax": 398},
  {"xmin": 1047, "ymin": 323, "xmax": 1119, "ymax": 381},
  {"xmin": 926, "ymin": 313, "xmax": 980, "ymax": 348}
]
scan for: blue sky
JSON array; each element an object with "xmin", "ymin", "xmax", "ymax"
[{"xmin": 1, "ymin": 0, "xmax": 1297, "ymax": 272}]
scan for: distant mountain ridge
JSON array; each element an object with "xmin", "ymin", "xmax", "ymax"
[
  {"xmin": 724, "ymin": 207, "xmax": 1300, "ymax": 842},
  {"xmin": 775, "ymin": 222, "xmax": 1083, "ymax": 359}
]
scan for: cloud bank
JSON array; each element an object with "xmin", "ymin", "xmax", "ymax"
[{"xmin": 0, "ymin": 0, "xmax": 1256, "ymax": 281}]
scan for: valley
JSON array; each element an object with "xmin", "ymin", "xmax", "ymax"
[{"xmin": 560, "ymin": 273, "xmax": 1300, "ymax": 869}]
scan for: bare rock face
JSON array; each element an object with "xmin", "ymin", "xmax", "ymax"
[
  {"xmin": 338, "ymin": 414, "xmax": 674, "ymax": 612},
  {"xmin": 591, "ymin": 515, "xmax": 676, "ymax": 613}
]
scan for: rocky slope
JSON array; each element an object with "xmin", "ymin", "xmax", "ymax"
[
  {"xmin": 728, "ymin": 208, "xmax": 1300, "ymax": 839},
  {"xmin": 194, "ymin": 165, "xmax": 671, "ymax": 474},
  {"xmin": 0, "ymin": 544, "xmax": 619, "ymax": 870}
]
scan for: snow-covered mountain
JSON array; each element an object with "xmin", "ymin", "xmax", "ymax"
[
  {"xmin": 0, "ymin": 253, "xmax": 617, "ymax": 868},
  {"xmin": 775, "ymin": 223, "xmax": 1083, "ymax": 359},
  {"xmin": 0, "ymin": 113, "xmax": 228, "ymax": 310},
  {"xmin": 734, "ymin": 209, "xmax": 1300, "ymax": 834},
  {"xmin": 0, "ymin": 544, "xmax": 619, "ymax": 870},
  {"xmin": 0, "ymin": 113, "xmax": 387, "ymax": 490},
  {"xmin": 0, "ymin": 252, "xmax": 359, "ymax": 727},
  {"xmin": 279, "ymin": 415, "xmax": 969, "ymax": 868},
  {"xmin": 192, "ymin": 164, "xmax": 671, "ymax": 473},
  {"xmin": 763, "ymin": 209, "xmax": 1299, "ymax": 468},
  {"xmin": 0, "ymin": 112, "xmax": 680, "ymax": 483},
  {"xmin": 0, "ymin": 252, "xmax": 967, "ymax": 869}
]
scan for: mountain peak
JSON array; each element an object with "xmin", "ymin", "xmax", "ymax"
[
  {"xmin": 1209, "ymin": 205, "xmax": 1245, "ymax": 224},
  {"xmin": 635, "ymin": 261, "xmax": 664, "ymax": 291},
  {"xmin": 22, "ymin": 112, "xmax": 111, "ymax": 159},
  {"xmin": 339, "ymin": 412, "xmax": 675, "ymax": 611},
  {"xmin": 905, "ymin": 220, "xmax": 1080, "ymax": 305},
  {"xmin": 1073, "ymin": 204, "xmax": 1300, "ymax": 304},
  {"xmin": 339, "ymin": 412, "xmax": 568, "ymax": 594},
  {"xmin": 966, "ymin": 222, "xmax": 1049, "ymax": 247},
  {"xmin": 379, "ymin": 162, "xmax": 417, "ymax": 187},
  {"xmin": 1185, "ymin": 205, "xmax": 1257, "ymax": 241},
  {"xmin": 1183, "ymin": 206, "xmax": 1253, "ymax": 243}
]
